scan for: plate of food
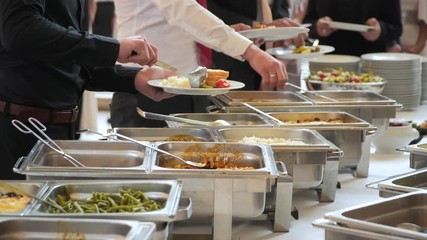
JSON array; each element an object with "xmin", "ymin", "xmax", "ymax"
[
  {"xmin": 148, "ymin": 69, "xmax": 245, "ymax": 96},
  {"xmin": 326, "ymin": 21, "xmax": 375, "ymax": 32},
  {"xmin": 238, "ymin": 27, "xmax": 309, "ymax": 41},
  {"xmin": 306, "ymin": 69, "xmax": 386, "ymax": 93},
  {"xmin": 266, "ymin": 45, "xmax": 335, "ymax": 59}
]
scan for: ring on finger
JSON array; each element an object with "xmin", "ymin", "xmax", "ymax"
[{"xmin": 269, "ymin": 74, "xmax": 276, "ymax": 78}]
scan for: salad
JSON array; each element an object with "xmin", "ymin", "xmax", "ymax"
[{"xmin": 308, "ymin": 68, "xmax": 384, "ymax": 83}]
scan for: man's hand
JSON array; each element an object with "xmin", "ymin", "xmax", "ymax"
[
  {"xmin": 118, "ymin": 35, "xmax": 158, "ymax": 66},
  {"xmin": 134, "ymin": 66, "xmax": 176, "ymax": 101},
  {"xmin": 266, "ymin": 18, "xmax": 307, "ymax": 47},
  {"xmin": 242, "ymin": 44, "xmax": 287, "ymax": 89},
  {"xmin": 316, "ymin": 16, "xmax": 336, "ymax": 37},
  {"xmin": 361, "ymin": 18, "xmax": 381, "ymax": 41},
  {"xmin": 230, "ymin": 23, "xmax": 251, "ymax": 32}
]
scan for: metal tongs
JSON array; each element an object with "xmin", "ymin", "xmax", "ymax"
[
  {"xmin": 78, "ymin": 129, "xmax": 207, "ymax": 168},
  {"xmin": 12, "ymin": 117, "xmax": 85, "ymax": 168}
]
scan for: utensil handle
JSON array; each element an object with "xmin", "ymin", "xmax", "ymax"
[
  {"xmin": 137, "ymin": 108, "xmax": 211, "ymax": 126},
  {"xmin": 155, "ymin": 60, "xmax": 179, "ymax": 72}
]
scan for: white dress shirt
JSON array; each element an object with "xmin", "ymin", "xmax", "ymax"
[{"xmin": 114, "ymin": 0, "xmax": 253, "ymax": 72}]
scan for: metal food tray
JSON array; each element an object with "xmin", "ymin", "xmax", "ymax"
[
  {"xmin": 166, "ymin": 113, "xmax": 273, "ymax": 128},
  {"xmin": 13, "ymin": 140, "xmax": 150, "ymax": 178},
  {"xmin": 214, "ymin": 128, "xmax": 342, "ymax": 201},
  {"xmin": 112, "ymin": 127, "xmax": 217, "ymax": 142},
  {"xmin": 324, "ymin": 191, "xmax": 427, "ymax": 240},
  {"xmin": 313, "ymin": 218, "xmax": 413, "ymax": 240},
  {"xmin": 148, "ymin": 142, "xmax": 277, "ymax": 177},
  {"xmin": 398, "ymin": 143, "xmax": 427, "ymax": 169},
  {"xmin": 211, "ymin": 91, "xmax": 312, "ymax": 106},
  {"xmin": 299, "ymin": 90, "xmax": 397, "ymax": 105},
  {"xmin": 370, "ymin": 168, "xmax": 427, "ymax": 197},
  {"xmin": 268, "ymin": 112, "xmax": 376, "ymax": 177},
  {"xmin": 0, "ymin": 181, "xmax": 47, "ymax": 216},
  {"xmin": 269, "ymin": 111, "xmax": 370, "ymax": 128},
  {"xmin": 0, "ymin": 217, "xmax": 154, "ymax": 240},
  {"xmin": 28, "ymin": 180, "xmax": 187, "ymax": 222}
]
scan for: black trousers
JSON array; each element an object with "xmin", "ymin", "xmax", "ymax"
[{"xmin": 0, "ymin": 113, "xmax": 76, "ymax": 179}]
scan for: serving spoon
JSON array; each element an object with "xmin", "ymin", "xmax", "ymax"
[
  {"xmin": 154, "ymin": 61, "xmax": 207, "ymax": 88},
  {"xmin": 136, "ymin": 107, "xmax": 231, "ymax": 126}
]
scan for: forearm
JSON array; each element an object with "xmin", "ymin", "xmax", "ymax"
[
  {"xmin": 415, "ymin": 21, "xmax": 427, "ymax": 53},
  {"xmin": 0, "ymin": 0, "xmax": 119, "ymax": 67}
]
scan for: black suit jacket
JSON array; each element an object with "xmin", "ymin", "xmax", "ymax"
[
  {"xmin": 207, "ymin": 0, "xmax": 289, "ymax": 90},
  {"xmin": 304, "ymin": 0, "xmax": 402, "ymax": 56}
]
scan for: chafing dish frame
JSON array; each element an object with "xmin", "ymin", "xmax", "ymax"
[{"xmin": 398, "ymin": 143, "xmax": 427, "ymax": 169}]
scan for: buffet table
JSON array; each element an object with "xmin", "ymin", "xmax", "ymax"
[{"xmin": 172, "ymin": 104, "xmax": 427, "ymax": 240}]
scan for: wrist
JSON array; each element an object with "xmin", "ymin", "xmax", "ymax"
[{"xmin": 241, "ymin": 44, "xmax": 260, "ymax": 61}]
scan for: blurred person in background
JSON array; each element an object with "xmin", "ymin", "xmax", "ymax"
[
  {"xmin": 0, "ymin": 0, "xmax": 175, "ymax": 179},
  {"xmin": 303, "ymin": 0, "xmax": 402, "ymax": 56},
  {"xmin": 207, "ymin": 0, "xmax": 306, "ymax": 91},
  {"xmin": 400, "ymin": 0, "xmax": 427, "ymax": 55},
  {"xmin": 110, "ymin": 0, "xmax": 304, "ymax": 128}
]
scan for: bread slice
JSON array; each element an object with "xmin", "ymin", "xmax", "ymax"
[{"xmin": 204, "ymin": 69, "xmax": 229, "ymax": 87}]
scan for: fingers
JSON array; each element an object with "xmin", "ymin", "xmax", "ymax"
[
  {"xmin": 118, "ymin": 35, "xmax": 158, "ymax": 66},
  {"xmin": 262, "ymin": 62, "xmax": 287, "ymax": 89}
]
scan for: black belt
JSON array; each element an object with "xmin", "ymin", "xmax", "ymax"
[{"xmin": 0, "ymin": 100, "xmax": 79, "ymax": 124}]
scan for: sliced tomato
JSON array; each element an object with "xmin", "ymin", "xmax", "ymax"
[{"xmin": 216, "ymin": 79, "xmax": 231, "ymax": 88}]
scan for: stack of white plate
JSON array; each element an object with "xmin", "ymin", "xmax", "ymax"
[
  {"xmin": 361, "ymin": 52, "xmax": 422, "ymax": 110},
  {"xmin": 421, "ymin": 57, "xmax": 427, "ymax": 104},
  {"xmin": 309, "ymin": 54, "xmax": 360, "ymax": 73}
]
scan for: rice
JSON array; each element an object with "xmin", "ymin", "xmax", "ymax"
[
  {"xmin": 239, "ymin": 136, "xmax": 308, "ymax": 145},
  {"xmin": 162, "ymin": 76, "xmax": 191, "ymax": 88}
]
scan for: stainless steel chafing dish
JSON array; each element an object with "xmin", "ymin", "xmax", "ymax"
[
  {"xmin": 398, "ymin": 143, "xmax": 427, "ymax": 169},
  {"xmin": 208, "ymin": 90, "xmax": 401, "ymax": 136},
  {"xmin": 166, "ymin": 113, "xmax": 273, "ymax": 128},
  {"xmin": 323, "ymin": 191, "xmax": 427, "ymax": 240},
  {"xmin": 215, "ymin": 128, "xmax": 341, "ymax": 202},
  {"xmin": 367, "ymin": 168, "xmax": 427, "ymax": 198},
  {"xmin": 112, "ymin": 127, "xmax": 217, "ymax": 142},
  {"xmin": 0, "ymin": 217, "xmax": 155, "ymax": 240},
  {"xmin": 211, "ymin": 91, "xmax": 312, "ymax": 106},
  {"xmin": 268, "ymin": 111, "xmax": 376, "ymax": 177},
  {"xmin": 0, "ymin": 180, "xmax": 47, "ymax": 216},
  {"xmin": 28, "ymin": 180, "xmax": 187, "ymax": 222},
  {"xmin": 14, "ymin": 140, "xmax": 150, "ymax": 178}
]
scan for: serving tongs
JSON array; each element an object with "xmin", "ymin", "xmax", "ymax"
[
  {"xmin": 78, "ymin": 129, "xmax": 207, "ymax": 168},
  {"xmin": 285, "ymin": 82, "xmax": 339, "ymax": 103},
  {"xmin": 12, "ymin": 117, "xmax": 85, "ymax": 168},
  {"xmin": 0, "ymin": 181, "xmax": 67, "ymax": 213},
  {"xmin": 241, "ymin": 102, "xmax": 284, "ymax": 126}
]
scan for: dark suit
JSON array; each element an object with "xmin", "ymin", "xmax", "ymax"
[
  {"xmin": 304, "ymin": 0, "xmax": 402, "ymax": 56},
  {"xmin": 207, "ymin": 0, "xmax": 289, "ymax": 90}
]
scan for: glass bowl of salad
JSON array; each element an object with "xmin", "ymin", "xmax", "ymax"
[{"xmin": 306, "ymin": 69, "xmax": 386, "ymax": 93}]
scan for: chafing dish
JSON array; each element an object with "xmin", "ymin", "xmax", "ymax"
[
  {"xmin": 28, "ymin": 180, "xmax": 186, "ymax": 222},
  {"xmin": 211, "ymin": 91, "xmax": 312, "ymax": 106},
  {"xmin": 398, "ymin": 143, "xmax": 427, "ymax": 169},
  {"xmin": 313, "ymin": 218, "xmax": 411, "ymax": 240},
  {"xmin": 209, "ymin": 90, "xmax": 401, "ymax": 136},
  {"xmin": 0, "ymin": 217, "xmax": 155, "ymax": 240},
  {"xmin": 367, "ymin": 168, "xmax": 427, "ymax": 198},
  {"xmin": 112, "ymin": 127, "xmax": 217, "ymax": 142},
  {"xmin": 268, "ymin": 112, "xmax": 375, "ymax": 177},
  {"xmin": 215, "ymin": 128, "xmax": 341, "ymax": 201},
  {"xmin": 14, "ymin": 140, "xmax": 150, "ymax": 178},
  {"xmin": 324, "ymin": 191, "xmax": 427, "ymax": 240},
  {"xmin": 0, "ymin": 181, "xmax": 46, "ymax": 216},
  {"xmin": 166, "ymin": 113, "xmax": 272, "ymax": 128}
]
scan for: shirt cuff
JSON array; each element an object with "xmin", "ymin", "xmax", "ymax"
[{"xmin": 219, "ymin": 33, "xmax": 253, "ymax": 61}]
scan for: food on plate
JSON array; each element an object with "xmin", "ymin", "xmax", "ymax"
[
  {"xmin": 202, "ymin": 69, "xmax": 230, "ymax": 88},
  {"xmin": 161, "ymin": 76, "xmax": 191, "ymax": 88},
  {"xmin": 253, "ymin": 24, "xmax": 275, "ymax": 29},
  {"xmin": 239, "ymin": 136, "xmax": 308, "ymax": 145},
  {"xmin": 0, "ymin": 191, "xmax": 31, "ymax": 213},
  {"xmin": 161, "ymin": 144, "xmax": 254, "ymax": 170},
  {"xmin": 282, "ymin": 118, "xmax": 344, "ymax": 124},
  {"xmin": 48, "ymin": 188, "xmax": 164, "ymax": 214},
  {"xmin": 292, "ymin": 45, "xmax": 321, "ymax": 54},
  {"xmin": 308, "ymin": 68, "xmax": 384, "ymax": 83},
  {"xmin": 165, "ymin": 134, "xmax": 205, "ymax": 142}
]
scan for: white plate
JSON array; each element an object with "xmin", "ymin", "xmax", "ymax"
[
  {"xmin": 148, "ymin": 79, "xmax": 245, "ymax": 96},
  {"xmin": 309, "ymin": 54, "xmax": 361, "ymax": 64},
  {"xmin": 326, "ymin": 21, "xmax": 375, "ymax": 32},
  {"xmin": 238, "ymin": 27, "xmax": 309, "ymax": 41},
  {"xmin": 267, "ymin": 45, "xmax": 335, "ymax": 59}
]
